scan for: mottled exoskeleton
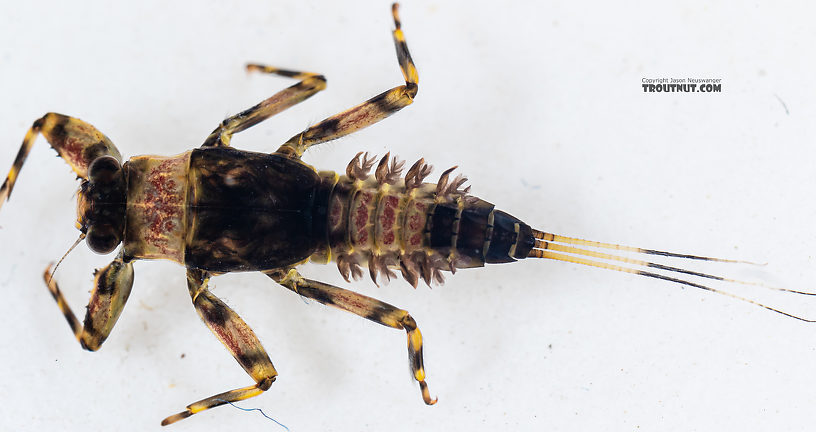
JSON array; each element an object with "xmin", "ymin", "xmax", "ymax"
[{"xmin": 1, "ymin": 3, "xmax": 812, "ymax": 427}]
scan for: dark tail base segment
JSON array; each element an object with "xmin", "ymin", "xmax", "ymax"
[
  {"xmin": 485, "ymin": 210, "xmax": 535, "ymax": 263},
  {"xmin": 427, "ymin": 198, "xmax": 536, "ymax": 267}
]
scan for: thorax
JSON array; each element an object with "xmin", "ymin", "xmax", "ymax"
[
  {"xmin": 122, "ymin": 147, "xmax": 324, "ymax": 272},
  {"xmin": 123, "ymin": 151, "xmax": 191, "ymax": 263}
]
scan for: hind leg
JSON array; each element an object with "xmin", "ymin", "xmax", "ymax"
[
  {"xmin": 266, "ymin": 268, "xmax": 436, "ymax": 405},
  {"xmin": 276, "ymin": 4, "xmax": 419, "ymax": 158}
]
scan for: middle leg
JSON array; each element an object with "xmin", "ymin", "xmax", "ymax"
[
  {"xmin": 266, "ymin": 268, "xmax": 436, "ymax": 405},
  {"xmin": 201, "ymin": 66, "xmax": 327, "ymax": 148},
  {"xmin": 162, "ymin": 269, "xmax": 279, "ymax": 425}
]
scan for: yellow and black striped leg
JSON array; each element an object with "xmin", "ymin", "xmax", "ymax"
[
  {"xmin": 201, "ymin": 66, "xmax": 327, "ymax": 147},
  {"xmin": 43, "ymin": 252, "xmax": 135, "ymax": 351},
  {"xmin": 162, "ymin": 269, "xmax": 279, "ymax": 426},
  {"xmin": 276, "ymin": 3, "xmax": 419, "ymax": 158},
  {"xmin": 266, "ymin": 268, "xmax": 437, "ymax": 405},
  {"xmin": 0, "ymin": 113, "xmax": 122, "ymax": 210}
]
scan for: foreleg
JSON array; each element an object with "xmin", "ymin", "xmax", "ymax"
[
  {"xmin": 0, "ymin": 112, "xmax": 122, "ymax": 210},
  {"xmin": 42, "ymin": 252, "xmax": 135, "ymax": 351}
]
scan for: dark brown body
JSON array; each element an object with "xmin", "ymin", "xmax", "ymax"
[
  {"xmin": 121, "ymin": 148, "xmax": 323, "ymax": 271},
  {"xmin": 185, "ymin": 148, "xmax": 325, "ymax": 272},
  {"xmin": 0, "ymin": 5, "xmax": 549, "ymax": 424},
  {"xmin": 124, "ymin": 146, "xmax": 535, "ymax": 281},
  {"xmin": 0, "ymin": 5, "xmax": 787, "ymax": 427}
]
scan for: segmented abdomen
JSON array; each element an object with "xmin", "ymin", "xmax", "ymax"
[{"xmin": 312, "ymin": 153, "xmax": 536, "ymax": 287}]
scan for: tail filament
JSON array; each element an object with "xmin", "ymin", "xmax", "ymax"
[{"xmin": 529, "ymin": 229, "xmax": 816, "ymax": 322}]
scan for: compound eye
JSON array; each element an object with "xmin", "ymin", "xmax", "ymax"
[
  {"xmin": 86, "ymin": 224, "xmax": 121, "ymax": 254},
  {"xmin": 88, "ymin": 155, "xmax": 122, "ymax": 184}
]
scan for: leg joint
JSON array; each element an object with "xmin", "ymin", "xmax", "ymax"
[
  {"xmin": 405, "ymin": 82, "xmax": 418, "ymax": 99},
  {"xmin": 309, "ymin": 74, "xmax": 327, "ymax": 85},
  {"xmin": 80, "ymin": 338, "xmax": 100, "ymax": 352},
  {"xmin": 32, "ymin": 114, "xmax": 47, "ymax": 130},
  {"xmin": 258, "ymin": 376, "xmax": 277, "ymax": 391},
  {"xmin": 399, "ymin": 313, "xmax": 418, "ymax": 331}
]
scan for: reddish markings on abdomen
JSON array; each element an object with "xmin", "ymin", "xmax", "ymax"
[
  {"xmin": 408, "ymin": 212, "xmax": 421, "ymax": 231},
  {"xmin": 404, "ymin": 201, "xmax": 428, "ymax": 248},
  {"xmin": 352, "ymin": 193, "xmax": 373, "ymax": 246},
  {"xmin": 357, "ymin": 230, "xmax": 369, "ymax": 244},
  {"xmin": 408, "ymin": 201, "xmax": 426, "ymax": 231},
  {"xmin": 381, "ymin": 196, "xmax": 399, "ymax": 226},
  {"xmin": 354, "ymin": 193, "xmax": 372, "ymax": 230},
  {"xmin": 383, "ymin": 232, "xmax": 395, "ymax": 245},
  {"xmin": 378, "ymin": 195, "xmax": 400, "ymax": 246},
  {"xmin": 328, "ymin": 198, "xmax": 342, "ymax": 229},
  {"xmin": 355, "ymin": 205, "xmax": 368, "ymax": 230}
]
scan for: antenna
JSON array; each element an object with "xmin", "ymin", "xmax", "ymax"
[{"xmin": 47, "ymin": 233, "xmax": 86, "ymax": 284}]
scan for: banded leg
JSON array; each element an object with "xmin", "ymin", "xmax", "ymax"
[
  {"xmin": 0, "ymin": 113, "xmax": 122, "ymax": 210},
  {"xmin": 162, "ymin": 269, "xmax": 278, "ymax": 426},
  {"xmin": 276, "ymin": 3, "xmax": 419, "ymax": 158},
  {"xmin": 43, "ymin": 252, "xmax": 135, "ymax": 351},
  {"xmin": 201, "ymin": 66, "xmax": 327, "ymax": 147},
  {"xmin": 266, "ymin": 268, "xmax": 437, "ymax": 405}
]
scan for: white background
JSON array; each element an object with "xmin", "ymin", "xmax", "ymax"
[{"xmin": 1, "ymin": 1, "xmax": 816, "ymax": 431}]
